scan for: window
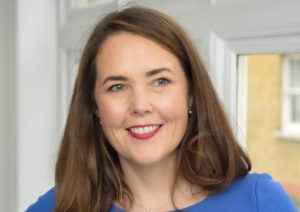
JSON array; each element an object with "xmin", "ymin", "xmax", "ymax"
[
  {"xmin": 279, "ymin": 54, "xmax": 300, "ymax": 140},
  {"xmin": 58, "ymin": 0, "xmax": 119, "ymax": 130}
]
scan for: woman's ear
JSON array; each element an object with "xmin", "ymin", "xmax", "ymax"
[
  {"xmin": 94, "ymin": 109, "xmax": 100, "ymax": 118},
  {"xmin": 188, "ymin": 96, "xmax": 193, "ymax": 107},
  {"xmin": 94, "ymin": 109, "xmax": 102, "ymax": 125},
  {"xmin": 93, "ymin": 104, "xmax": 100, "ymax": 118},
  {"xmin": 93, "ymin": 100, "xmax": 100, "ymax": 117}
]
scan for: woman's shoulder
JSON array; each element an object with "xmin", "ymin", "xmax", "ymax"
[
  {"xmin": 201, "ymin": 172, "xmax": 298, "ymax": 212},
  {"xmin": 231, "ymin": 172, "xmax": 292, "ymax": 200},
  {"xmin": 244, "ymin": 173, "xmax": 298, "ymax": 211},
  {"xmin": 26, "ymin": 187, "xmax": 56, "ymax": 212},
  {"xmin": 230, "ymin": 172, "xmax": 273, "ymax": 191}
]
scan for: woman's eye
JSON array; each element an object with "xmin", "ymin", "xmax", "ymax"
[
  {"xmin": 154, "ymin": 78, "xmax": 169, "ymax": 87},
  {"xmin": 109, "ymin": 84, "xmax": 125, "ymax": 91}
]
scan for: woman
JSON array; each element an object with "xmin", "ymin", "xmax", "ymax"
[{"xmin": 27, "ymin": 6, "xmax": 297, "ymax": 212}]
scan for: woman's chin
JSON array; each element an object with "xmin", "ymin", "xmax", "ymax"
[{"xmin": 120, "ymin": 150, "xmax": 177, "ymax": 168}]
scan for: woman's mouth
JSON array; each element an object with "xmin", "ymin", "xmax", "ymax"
[{"xmin": 127, "ymin": 124, "xmax": 162, "ymax": 140}]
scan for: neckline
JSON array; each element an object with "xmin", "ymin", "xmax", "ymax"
[
  {"xmin": 111, "ymin": 193, "xmax": 214, "ymax": 212},
  {"xmin": 110, "ymin": 175, "xmax": 247, "ymax": 211}
]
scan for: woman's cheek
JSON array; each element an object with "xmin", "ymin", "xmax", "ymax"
[
  {"xmin": 157, "ymin": 92, "xmax": 188, "ymax": 118},
  {"xmin": 99, "ymin": 99, "xmax": 127, "ymax": 125}
]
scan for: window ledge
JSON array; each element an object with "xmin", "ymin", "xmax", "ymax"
[{"xmin": 274, "ymin": 130, "xmax": 300, "ymax": 142}]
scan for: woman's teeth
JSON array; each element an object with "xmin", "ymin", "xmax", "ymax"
[{"xmin": 129, "ymin": 125, "xmax": 159, "ymax": 134}]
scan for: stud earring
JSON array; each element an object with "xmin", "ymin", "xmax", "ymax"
[{"xmin": 188, "ymin": 106, "xmax": 192, "ymax": 114}]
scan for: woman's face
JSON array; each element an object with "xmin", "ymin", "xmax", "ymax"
[{"xmin": 94, "ymin": 32, "xmax": 190, "ymax": 166}]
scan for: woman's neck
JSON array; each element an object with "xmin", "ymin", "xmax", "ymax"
[
  {"xmin": 121, "ymin": 153, "xmax": 177, "ymax": 207},
  {"xmin": 117, "ymin": 154, "xmax": 207, "ymax": 212}
]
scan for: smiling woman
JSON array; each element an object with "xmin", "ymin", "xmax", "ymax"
[
  {"xmin": 26, "ymin": 6, "xmax": 297, "ymax": 212},
  {"xmin": 94, "ymin": 32, "xmax": 190, "ymax": 168}
]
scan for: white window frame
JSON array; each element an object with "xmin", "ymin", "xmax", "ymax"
[
  {"xmin": 277, "ymin": 54, "xmax": 300, "ymax": 140},
  {"xmin": 57, "ymin": 0, "xmax": 120, "ymax": 130}
]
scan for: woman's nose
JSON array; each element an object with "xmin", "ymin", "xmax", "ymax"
[{"xmin": 129, "ymin": 87, "xmax": 153, "ymax": 115}]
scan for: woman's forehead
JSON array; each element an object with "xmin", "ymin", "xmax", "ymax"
[{"xmin": 95, "ymin": 32, "xmax": 183, "ymax": 76}]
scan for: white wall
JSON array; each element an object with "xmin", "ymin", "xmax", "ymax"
[
  {"xmin": 0, "ymin": 0, "xmax": 12, "ymax": 210},
  {"xmin": 0, "ymin": 0, "xmax": 16, "ymax": 211},
  {"xmin": 16, "ymin": 0, "xmax": 58, "ymax": 211},
  {"xmin": 0, "ymin": 0, "xmax": 58, "ymax": 210}
]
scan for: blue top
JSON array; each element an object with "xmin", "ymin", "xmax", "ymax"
[{"xmin": 26, "ymin": 173, "xmax": 298, "ymax": 212}]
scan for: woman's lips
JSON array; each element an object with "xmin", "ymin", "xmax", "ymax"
[{"xmin": 127, "ymin": 124, "xmax": 162, "ymax": 140}]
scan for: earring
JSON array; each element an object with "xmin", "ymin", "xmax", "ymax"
[
  {"xmin": 98, "ymin": 118, "xmax": 102, "ymax": 125},
  {"xmin": 188, "ymin": 106, "xmax": 192, "ymax": 114}
]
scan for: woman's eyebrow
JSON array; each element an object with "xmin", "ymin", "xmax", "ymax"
[
  {"xmin": 146, "ymin": 68, "xmax": 172, "ymax": 77},
  {"xmin": 102, "ymin": 76, "xmax": 128, "ymax": 85}
]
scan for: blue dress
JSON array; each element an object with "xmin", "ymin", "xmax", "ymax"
[{"xmin": 26, "ymin": 173, "xmax": 298, "ymax": 212}]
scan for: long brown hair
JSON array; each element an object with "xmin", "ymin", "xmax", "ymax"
[{"xmin": 55, "ymin": 6, "xmax": 251, "ymax": 212}]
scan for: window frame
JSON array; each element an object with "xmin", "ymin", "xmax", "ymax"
[
  {"xmin": 279, "ymin": 54, "xmax": 300, "ymax": 139},
  {"xmin": 57, "ymin": 0, "xmax": 118, "ymax": 130}
]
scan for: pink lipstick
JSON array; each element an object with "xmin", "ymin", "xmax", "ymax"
[{"xmin": 127, "ymin": 124, "xmax": 162, "ymax": 140}]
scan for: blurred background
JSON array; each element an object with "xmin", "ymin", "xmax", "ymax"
[{"xmin": 0, "ymin": 0, "xmax": 299, "ymax": 211}]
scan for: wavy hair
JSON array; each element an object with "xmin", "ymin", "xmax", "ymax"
[{"xmin": 54, "ymin": 6, "xmax": 251, "ymax": 212}]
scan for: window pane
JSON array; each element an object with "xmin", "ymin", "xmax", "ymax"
[
  {"xmin": 290, "ymin": 59, "xmax": 300, "ymax": 89},
  {"xmin": 291, "ymin": 95, "xmax": 300, "ymax": 122}
]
